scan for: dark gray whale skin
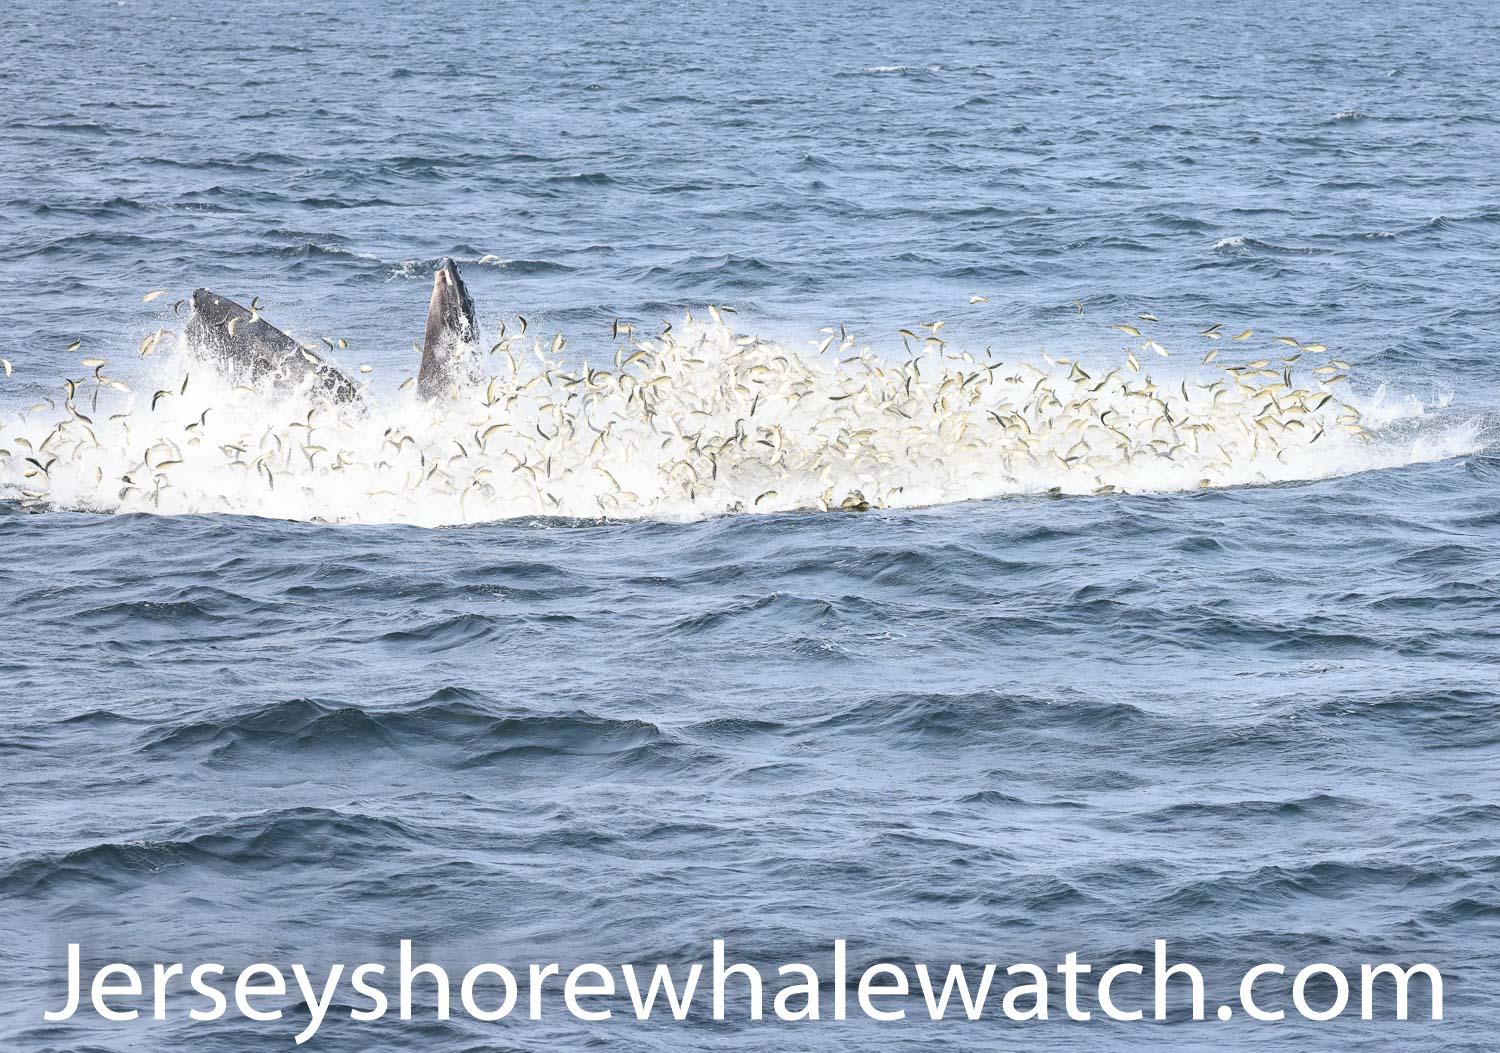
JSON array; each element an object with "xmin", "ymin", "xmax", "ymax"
[
  {"xmin": 185, "ymin": 289, "xmax": 361, "ymax": 404},
  {"xmin": 417, "ymin": 257, "xmax": 480, "ymax": 399}
]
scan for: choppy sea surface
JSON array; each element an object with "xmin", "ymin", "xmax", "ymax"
[{"xmin": 2, "ymin": 0, "xmax": 1498, "ymax": 1048}]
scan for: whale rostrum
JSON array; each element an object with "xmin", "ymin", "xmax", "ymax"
[{"xmin": 417, "ymin": 257, "xmax": 481, "ymax": 400}]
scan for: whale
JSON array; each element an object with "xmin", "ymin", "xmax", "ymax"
[
  {"xmin": 185, "ymin": 258, "xmax": 480, "ymax": 404},
  {"xmin": 417, "ymin": 257, "xmax": 480, "ymax": 399},
  {"xmin": 185, "ymin": 289, "xmax": 361, "ymax": 404}
]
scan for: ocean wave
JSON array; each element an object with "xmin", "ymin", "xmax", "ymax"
[
  {"xmin": 389, "ymin": 255, "xmax": 576, "ymax": 280},
  {"xmin": 0, "ymin": 807, "xmax": 414, "ymax": 898},
  {"xmin": 74, "ymin": 598, "xmax": 225, "ymax": 627},
  {"xmin": 1153, "ymin": 858, "xmax": 1465, "ymax": 914},
  {"xmin": 1134, "ymin": 793, "xmax": 1359, "ymax": 826},
  {"xmin": 1423, "ymin": 211, "xmax": 1500, "ymax": 230},
  {"xmin": 137, "ymin": 695, "xmax": 675, "ymax": 769},
  {"xmin": 545, "ymin": 171, "xmax": 615, "ymax": 185},
  {"xmin": 1211, "ymin": 235, "xmax": 1328, "ymax": 256},
  {"xmin": 269, "ymin": 241, "xmax": 385, "ymax": 265},
  {"xmin": 812, "ymin": 691, "xmax": 1157, "ymax": 741},
  {"xmin": 0, "ymin": 312, "xmax": 1479, "ymax": 527},
  {"xmin": 1310, "ymin": 687, "xmax": 1500, "ymax": 748}
]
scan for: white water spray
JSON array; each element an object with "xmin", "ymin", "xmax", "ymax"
[{"xmin": 0, "ymin": 314, "xmax": 1479, "ymax": 527}]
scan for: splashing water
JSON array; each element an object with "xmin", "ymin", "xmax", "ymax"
[{"xmin": 0, "ymin": 313, "xmax": 1479, "ymax": 527}]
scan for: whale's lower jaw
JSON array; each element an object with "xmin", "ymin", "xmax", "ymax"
[
  {"xmin": 186, "ymin": 290, "xmax": 361, "ymax": 405},
  {"xmin": 418, "ymin": 258, "xmax": 480, "ymax": 400}
]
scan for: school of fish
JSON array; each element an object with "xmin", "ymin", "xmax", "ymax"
[{"xmin": 0, "ymin": 298, "xmax": 1474, "ymax": 528}]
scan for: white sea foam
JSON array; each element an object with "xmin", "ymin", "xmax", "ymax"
[{"xmin": 0, "ymin": 315, "xmax": 1480, "ymax": 527}]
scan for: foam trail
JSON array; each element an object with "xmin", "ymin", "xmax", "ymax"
[{"xmin": 0, "ymin": 316, "xmax": 1480, "ymax": 527}]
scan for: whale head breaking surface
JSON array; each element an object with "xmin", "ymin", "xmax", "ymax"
[
  {"xmin": 185, "ymin": 289, "xmax": 361, "ymax": 404},
  {"xmin": 182, "ymin": 260, "xmax": 479, "ymax": 405},
  {"xmin": 417, "ymin": 257, "xmax": 480, "ymax": 399}
]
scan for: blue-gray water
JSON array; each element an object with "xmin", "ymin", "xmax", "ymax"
[{"xmin": 2, "ymin": 0, "xmax": 1498, "ymax": 1049}]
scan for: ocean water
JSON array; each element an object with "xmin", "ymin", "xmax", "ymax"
[{"xmin": 2, "ymin": 0, "xmax": 1499, "ymax": 1048}]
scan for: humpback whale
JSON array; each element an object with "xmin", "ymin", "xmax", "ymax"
[
  {"xmin": 417, "ymin": 257, "xmax": 480, "ymax": 399},
  {"xmin": 184, "ymin": 258, "xmax": 478, "ymax": 404},
  {"xmin": 185, "ymin": 290, "xmax": 361, "ymax": 403}
]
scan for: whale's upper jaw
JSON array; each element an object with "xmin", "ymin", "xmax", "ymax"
[
  {"xmin": 430, "ymin": 257, "xmax": 477, "ymax": 344},
  {"xmin": 189, "ymin": 288, "xmax": 235, "ymax": 325},
  {"xmin": 418, "ymin": 258, "xmax": 481, "ymax": 398}
]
